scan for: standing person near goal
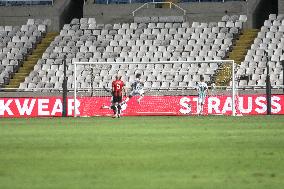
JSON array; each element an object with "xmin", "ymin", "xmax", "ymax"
[
  {"xmin": 111, "ymin": 75, "xmax": 125, "ymax": 118},
  {"xmin": 197, "ymin": 75, "xmax": 208, "ymax": 115},
  {"xmin": 124, "ymin": 73, "xmax": 144, "ymax": 104}
]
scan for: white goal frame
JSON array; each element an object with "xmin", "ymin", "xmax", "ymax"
[{"xmin": 73, "ymin": 60, "xmax": 236, "ymax": 117}]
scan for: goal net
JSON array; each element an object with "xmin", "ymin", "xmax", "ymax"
[{"xmin": 73, "ymin": 60, "xmax": 237, "ymax": 117}]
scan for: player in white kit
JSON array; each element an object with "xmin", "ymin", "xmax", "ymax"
[{"xmin": 197, "ymin": 75, "xmax": 208, "ymax": 115}]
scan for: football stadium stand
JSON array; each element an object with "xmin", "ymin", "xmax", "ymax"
[
  {"xmin": 0, "ymin": 19, "xmax": 48, "ymax": 88},
  {"xmin": 16, "ymin": 14, "xmax": 246, "ymax": 91},
  {"xmin": 236, "ymin": 14, "xmax": 284, "ymax": 88},
  {"xmin": 0, "ymin": 0, "xmax": 283, "ymax": 93}
]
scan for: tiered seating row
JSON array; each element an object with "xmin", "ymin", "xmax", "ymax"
[
  {"xmin": 20, "ymin": 15, "xmax": 245, "ymax": 91},
  {"xmin": 0, "ymin": 19, "xmax": 47, "ymax": 87},
  {"xmin": 237, "ymin": 14, "xmax": 284, "ymax": 88}
]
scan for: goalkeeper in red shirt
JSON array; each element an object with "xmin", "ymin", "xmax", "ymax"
[{"xmin": 111, "ymin": 75, "xmax": 126, "ymax": 118}]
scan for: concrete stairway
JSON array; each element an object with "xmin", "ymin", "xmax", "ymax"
[
  {"xmin": 5, "ymin": 32, "xmax": 58, "ymax": 89},
  {"xmin": 215, "ymin": 29, "xmax": 259, "ymax": 86}
]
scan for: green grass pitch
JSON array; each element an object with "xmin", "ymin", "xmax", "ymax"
[{"xmin": 0, "ymin": 116, "xmax": 284, "ymax": 189}]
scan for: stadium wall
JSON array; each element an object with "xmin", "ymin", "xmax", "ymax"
[
  {"xmin": 279, "ymin": 0, "xmax": 284, "ymax": 14},
  {"xmin": 83, "ymin": 0, "xmax": 271, "ymax": 29},
  {"xmin": 0, "ymin": 0, "xmax": 76, "ymax": 32},
  {"xmin": 253, "ymin": 0, "xmax": 278, "ymax": 28}
]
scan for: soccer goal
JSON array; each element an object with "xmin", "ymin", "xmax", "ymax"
[{"xmin": 73, "ymin": 60, "xmax": 237, "ymax": 117}]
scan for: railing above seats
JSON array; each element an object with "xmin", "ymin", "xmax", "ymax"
[
  {"xmin": 0, "ymin": 0, "xmax": 53, "ymax": 6},
  {"xmin": 86, "ymin": 0, "xmax": 247, "ymax": 5},
  {"xmin": 132, "ymin": 2, "xmax": 186, "ymax": 17}
]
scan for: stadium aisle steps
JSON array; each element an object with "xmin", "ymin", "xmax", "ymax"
[
  {"xmin": 5, "ymin": 32, "xmax": 59, "ymax": 89},
  {"xmin": 215, "ymin": 29, "xmax": 259, "ymax": 86}
]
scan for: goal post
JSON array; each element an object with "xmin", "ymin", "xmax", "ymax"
[{"xmin": 73, "ymin": 60, "xmax": 237, "ymax": 117}]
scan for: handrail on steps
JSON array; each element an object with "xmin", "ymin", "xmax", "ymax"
[{"xmin": 132, "ymin": 2, "xmax": 186, "ymax": 17}]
